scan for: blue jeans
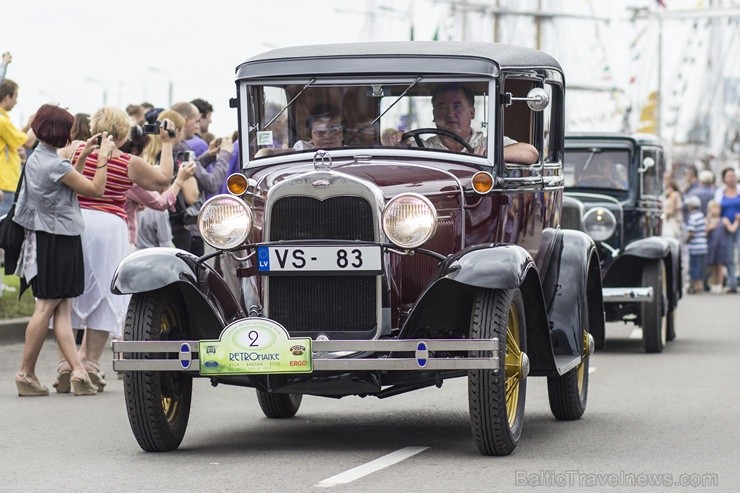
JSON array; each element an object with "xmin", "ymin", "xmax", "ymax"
[{"xmin": 0, "ymin": 191, "xmax": 14, "ymax": 218}]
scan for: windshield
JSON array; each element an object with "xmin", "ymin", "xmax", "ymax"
[
  {"xmin": 245, "ymin": 80, "xmax": 490, "ymax": 160},
  {"xmin": 564, "ymin": 148, "xmax": 630, "ymax": 191}
]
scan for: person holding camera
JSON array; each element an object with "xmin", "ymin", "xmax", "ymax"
[
  {"xmin": 127, "ymin": 110, "xmax": 198, "ymax": 247},
  {"xmin": 54, "ymin": 106, "xmax": 177, "ymax": 393}
]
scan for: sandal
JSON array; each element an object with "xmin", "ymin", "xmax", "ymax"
[
  {"xmin": 83, "ymin": 361, "xmax": 107, "ymax": 392},
  {"xmin": 53, "ymin": 362, "xmax": 72, "ymax": 394},
  {"xmin": 15, "ymin": 372, "xmax": 49, "ymax": 397},
  {"xmin": 70, "ymin": 371, "xmax": 97, "ymax": 396}
]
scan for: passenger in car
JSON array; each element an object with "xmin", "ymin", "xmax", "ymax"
[
  {"xmin": 293, "ymin": 103, "xmax": 344, "ymax": 150},
  {"xmin": 386, "ymin": 83, "xmax": 538, "ymax": 164}
]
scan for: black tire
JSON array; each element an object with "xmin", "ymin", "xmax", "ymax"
[
  {"xmin": 256, "ymin": 390, "xmax": 302, "ymax": 418},
  {"xmin": 124, "ymin": 289, "xmax": 192, "ymax": 452},
  {"xmin": 641, "ymin": 260, "xmax": 667, "ymax": 353},
  {"xmin": 547, "ymin": 334, "xmax": 589, "ymax": 420},
  {"xmin": 468, "ymin": 288, "xmax": 527, "ymax": 456},
  {"xmin": 666, "ymin": 309, "xmax": 676, "ymax": 342}
]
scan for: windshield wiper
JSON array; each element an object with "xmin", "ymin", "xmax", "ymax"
[
  {"xmin": 264, "ymin": 78, "xmax": 316, "ymax": 129},
  {"xmin": 371, "ymin": 76, "xmax": 423, "ymax": 126},
  {"xmin": 581, "ymin": 147, "xmax": 602, "ymax": 173}
]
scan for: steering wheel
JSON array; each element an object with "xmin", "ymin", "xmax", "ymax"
[
  {"xmin": 400, "ymin": 128, "xmax": 475, "ymax": 153},
  {"xmin": 576, "ymin": 175, "xmax": 625, "ymax": 189}
]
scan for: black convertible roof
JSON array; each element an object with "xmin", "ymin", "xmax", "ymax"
[{"xmin": 236, "ymin": 41, "xmax": 562, "ymax": 81}]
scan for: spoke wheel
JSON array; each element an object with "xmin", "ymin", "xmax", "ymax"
[
  {"xmin": 468, "ymin": 288, "xmax": 527, "ymax": 456},
  {"xmin": 256, "ymin": 390, "xmax": 303, "ymax": 418},
  {"xmin": 641, "ymin": 260, "xmax": 667, "ymax": 353},
  {"xmin": 124, "ymin": 288, "xmax": 192, "ymax": 452}
]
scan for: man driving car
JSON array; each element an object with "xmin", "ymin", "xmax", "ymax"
[{"xmin": 387, "ymin": 83, "xmax": 539, "ymax": 164}]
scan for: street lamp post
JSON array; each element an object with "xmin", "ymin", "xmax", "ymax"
[
  {"xmin": 148, "ymin": 67, "xmax": 173, "ymax": 107},
  {"xmin": 85, "ymin": 77, "xmax": 108, "ymax": 106}
]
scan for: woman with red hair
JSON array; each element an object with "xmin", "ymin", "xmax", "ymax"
[{"xmin": 12, "ymin": 104, "xmax": 113, "ymax": 396}]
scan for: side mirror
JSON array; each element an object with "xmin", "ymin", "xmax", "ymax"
[
  {"xmin": 639, "ymin": 157, "xmax": 655, "ymax": 173},
  {"xmin": 507, "ymin": 87, "xmax": 550, "ymax": 112}
]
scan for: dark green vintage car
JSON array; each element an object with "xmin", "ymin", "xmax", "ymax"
[{"xmin": 563, "ymin": 133, "xmax": 682, "ymax": 353}]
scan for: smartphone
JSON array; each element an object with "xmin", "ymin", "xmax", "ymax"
[
  {"xmin": 183, "ymin": 151, "xmax": 196, "ymax": 162},
  {"xmin": 95, "ymin": 135, "xmax": 102, "ymax": 146}
]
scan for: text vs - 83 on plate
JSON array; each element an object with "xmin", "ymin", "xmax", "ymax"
[{"xmin": 257, "ymin": 245, "xmax": 382, "ymax": 273}]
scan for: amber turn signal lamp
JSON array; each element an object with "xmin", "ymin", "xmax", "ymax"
[
  {"xmin": 472, "ymin": 171, "xmax": 494, "ymax": 194},
  {"xmin": 227, "ymin": 173, "xmax": 248, "ymax": 195}
]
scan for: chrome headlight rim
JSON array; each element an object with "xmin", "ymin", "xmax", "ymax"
[
  {"xmin": 582, "ymin": 206, "xmax": 616, "ymax": 242},
  {"xmin": 198, "ymin": 194, "xmax": 252, "ymax": 250},
  {"xmin": 382, "ymin": 193, "xmax": 438, "ymax": 249}
]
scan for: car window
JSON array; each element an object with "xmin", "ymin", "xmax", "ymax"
[
  {"xmin": 245, "ymin": 80, "xmax": 491, "ymax": 160},
  {"xmin": 565, "ymin": 148, "xmax": 630, "ymax": 191}
]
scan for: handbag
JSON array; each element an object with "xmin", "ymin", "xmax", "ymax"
[{"xmin": 0, "ymin": 166, "xmax": 27, "ymax": 275}]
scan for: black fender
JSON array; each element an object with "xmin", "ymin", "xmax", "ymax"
[
  {"xmin": 399, "ymin": 244, "xmax": 555, "ymax": 375},
  {"xmin": 605, "ymin": 236, "xmax": 680, "ymax": 310},
  {"xmin": 541, "ymin": 229, "xmax": 605, "ymax": 353},
  {"xmin": 111, "ymin": 247, "xmax": 245, "ymax": 339}
]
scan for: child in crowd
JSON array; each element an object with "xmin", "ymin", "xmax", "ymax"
[
  {"xmin": 705, "ymin": 200, "xmax": 734, "ymax": 294},
  {"xmin": 684, "ymin": 196, "xmax": 707, "ymax": 294}
]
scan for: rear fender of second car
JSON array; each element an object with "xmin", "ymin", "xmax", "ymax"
[
  {"xmin": 399, "ymin": 244, "xmax": 556, "ymax": 375},
  {"xmin": 111, "ymin": 247, "xmax": 245, "ymax": 340}
]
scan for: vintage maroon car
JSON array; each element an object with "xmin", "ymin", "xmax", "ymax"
[{"xmin": 112, "ymin": 42, "xmax": 604, "ymax": 456}]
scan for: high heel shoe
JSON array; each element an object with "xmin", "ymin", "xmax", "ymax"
[
  {"xmin": 83, "ymin": 361, "xmax": 106, "ymax": 392},
  {"xmin": 70, "ymin": 371, "xmax": 97, "ymax": 396},
  {"xmin": 15, "ymin": 372, "xmax": 49, "ymax": 397},
  {"xmin": 52, "ymin": 362, "xmax": 72, "ymax": 394}
]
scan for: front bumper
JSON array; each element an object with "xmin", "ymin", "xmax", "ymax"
[{"xmin": 112, "ymin": 338, "xmax": 500, "ymax": 373}]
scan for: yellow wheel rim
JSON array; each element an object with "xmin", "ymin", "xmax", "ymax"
[
  {"xmin": 504, "ymin": 305, "xmax": 523, "ymax": 429},
  {"xmin": 160, "ymin": 306, "xmax": 180, "ymax": 424},
  {"xmin": 577, "ymin": 331, "xmax": 589, "ymax": 394}
]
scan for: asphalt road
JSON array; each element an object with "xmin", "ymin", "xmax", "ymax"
[{"xmin": 1, "ymin": 293, "xmax": 738, "ymax": 492}]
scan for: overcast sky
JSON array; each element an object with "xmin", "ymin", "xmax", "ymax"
[
  {"xmin": 2, "ymin": 0, "xmax": 444, "ymax": 136},
  {"xmin": 3, "ymin": 0, "xmax": 736, "ymax": 145}
]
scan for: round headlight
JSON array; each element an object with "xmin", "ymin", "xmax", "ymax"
[
  {"xmin": 583, "ymin": 207, "xmax": 616, "ymax": 241},
  {"xmin": 382, "ymin": 193, "xmax": 438, "ymax": 248},
  {"xmin": 198, "ymin": 195, "xmax": 252, "ymax": 250}
]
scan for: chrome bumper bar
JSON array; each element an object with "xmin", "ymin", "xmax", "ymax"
[
  {"xmin": 602, "ymin": 287, "xmax": 654, "ymax": 303},
  {"xmin": 112, "ymin": 338, "xmax": 500, "ymax": 373}
]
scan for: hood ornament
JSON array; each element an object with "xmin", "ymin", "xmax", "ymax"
[{"xmin": 313, "ymin": 150, "xmax": 332, "ymax": 171}]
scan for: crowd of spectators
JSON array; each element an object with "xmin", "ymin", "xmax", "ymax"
[{"xmin": 1, "ymin": 52, "xmax": 239, "ymax": 396}]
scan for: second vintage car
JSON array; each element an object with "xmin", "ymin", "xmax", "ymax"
[
  {"xmin": 111, "ymin": 42, "xmax": 604, "ymax": 456},
  {"xmin": 563, "ymin": 132, "xmax": 682, "ymax": 353}
]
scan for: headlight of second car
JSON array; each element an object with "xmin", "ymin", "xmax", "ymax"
[
  {"xmin": 382, "ymin": 193, "xmax": 438, "ymax": 248},
  {"xmin": 198, "ymin": 195, "xmax": 252, "ymax": 250},
  {"xmin": 583, "ymin": 207, "xmax": 616, "ymax": 241}
]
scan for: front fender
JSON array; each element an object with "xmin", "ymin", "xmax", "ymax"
[
  {"xmin": 111, "ymin": 247, "xmax": 245, "ymax": 338},
  {"xmin": 111, "ymin": 247, "xmax": 198, "ymax": 295},
  {"xmin": 400, "ymin": 244, "xmax": 555, "ymax": 375},
  {"xmin": 623, "ymin": 236, "xmax": 671, "ymax": 259},
  {"xmin": 442, "ymin": 244, "xmax": 536, "ymax": 290}
]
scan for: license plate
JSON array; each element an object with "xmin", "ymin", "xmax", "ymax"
[{"xmin": 256, "ymin": 245, "xmax": 382, "ymax": 274}]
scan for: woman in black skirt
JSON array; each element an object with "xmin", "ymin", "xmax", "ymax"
[{"xmin": 12, "ymin": 104, "xmax": 113, "ymax": 396}]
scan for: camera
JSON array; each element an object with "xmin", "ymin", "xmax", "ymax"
[
  {"xmin": 142, "ymin": 120, "xmax": 176, "ymax": 137},
  {"xmin": 176, "ymin": 150, "xmax": 196, "ymax": 164}
]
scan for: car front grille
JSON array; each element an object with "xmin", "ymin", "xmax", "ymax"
[{"xmin": 267, "ymin": 195, "xmax": 377, "ymax": 335}]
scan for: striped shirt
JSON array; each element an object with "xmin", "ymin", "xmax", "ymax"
[
  {"xmin": 74, "ymin": 144, "xmax": 132, "ymax": 224},
  {"xmin": 685, "ymin": 210, "xmax": 708, "ymax": 255}
]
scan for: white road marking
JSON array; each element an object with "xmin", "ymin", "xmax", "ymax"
[
  {"xmin": 629, "ymin": 328, "xmax": 642, "ymax": 340},
  {"xmin": 315, "ymin": 446, "xmax": 429, "ymax": 488}
]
